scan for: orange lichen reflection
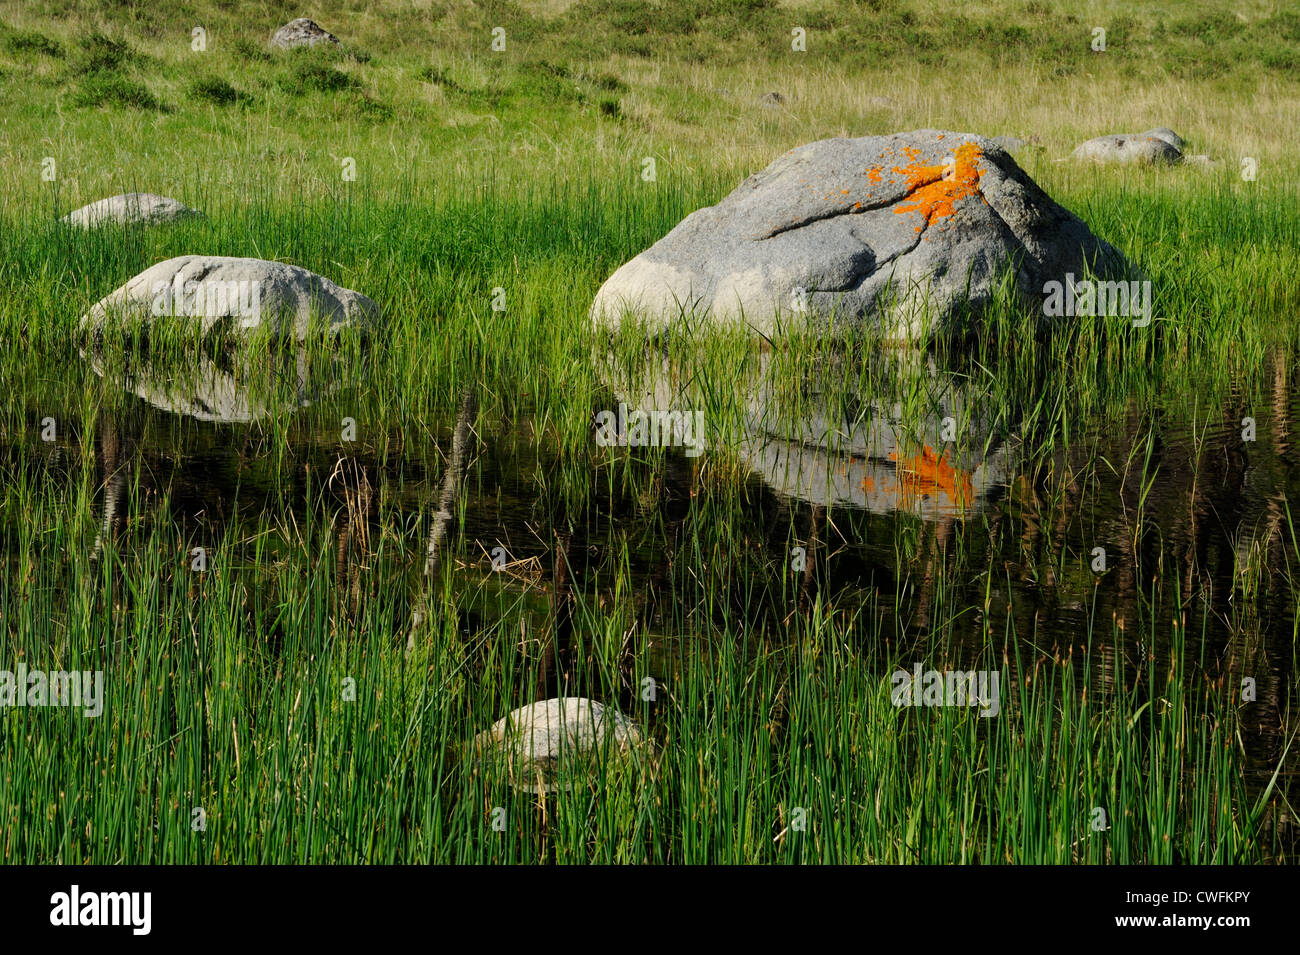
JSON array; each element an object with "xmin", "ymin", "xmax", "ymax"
[{"xmin": 886, "ymin": 445, "xmax": 975, "ymax": 508}]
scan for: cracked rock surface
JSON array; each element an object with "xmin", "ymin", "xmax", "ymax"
[
  {"xmin": 590, "ymin": 129, "xmax": 1130, "ymax": 341},
  {"xmin": 80, "ymin": 255, "xmax": 380, "ymax": 340}
]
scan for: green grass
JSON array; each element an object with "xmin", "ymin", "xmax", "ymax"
[
  {"xmin": 0, "ymin": 0, "xmax": 1297, "ymax": 863},
  {"xmin": 0, "ymin": 520, "xmax": 1274, "ymax": 862},
  {"xmin": 188, "ymin": 76, "xmax": 250, "ymax": 107},
  {"xmin": 69, "ymin": 69, "xmax": 162, "ymax": 109}
]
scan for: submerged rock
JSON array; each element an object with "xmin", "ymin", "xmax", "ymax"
[
  {"xmin": 62, "ymin": 193, "xmax": 201, "ymax": 228},
  {"xmin": 80, "ymin": 255, "xmax": 380, "ymax": 340},
  {"xmin": 1072, "ymin": 129, "xmax": 1184, "ymax": 165},
  {"xmin": 591, "ymin": 129, "xmax": 1129, "ymax": 342},
  {"xmin": 270, "ymin": 18, "xmax": 340, "ymax": 49},
  {"xmin": 473, "ymin": 697, "xmax": 644, "ymax": 794}
]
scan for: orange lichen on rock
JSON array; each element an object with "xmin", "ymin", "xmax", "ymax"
[
  {"xmin": 891, "ymin": 141, "xmax": 985, "ymax": 226},
  {"xmin": 888, "ymin": 445, "xmax": 974, "ymax": 508}
]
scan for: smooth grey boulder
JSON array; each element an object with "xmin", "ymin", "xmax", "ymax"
[
  {"xmin": 1143, "ymin": 127, "xmax": 1185, "ymax": 151},
  {"xmin": 473, "ymin": 698, "xmax": 643, "ymax": 794},
  {"xmin": 1072, "ymin": 129, "xmax": 1183, "ymax": 165},
  {"xmin": 270, "ymin": 18, "xmax": 339, "ymax": 49},
  {"xmin": 591, "ymin": 129, "xmax": 1129, "ymax": 341},
  {"xmin": 63, "ymin": 193, "xmax": 201, "ymax": 228},
  {"xmin": 80, "ymin": 255, "xmax": 380, "ymax": 340}
]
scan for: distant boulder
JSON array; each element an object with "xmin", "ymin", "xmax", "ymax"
[
  {"xmin": 81, "ymin": 255, "xmax": 380, "ymax": 340},
  {"xmin": 1143, "ymin": 127, "xmax": 1185, "ymax": 151},
  {"xmin": 270, "ymin": 18, "xmax": 340, "ymax": 50},
  {"xmin": 63, "ymin": 193, "xmax": 201, "ymax": 228},
  {"xmin": 1073, "ymin": 129, "xmax": 1184, "ymax": 165}
]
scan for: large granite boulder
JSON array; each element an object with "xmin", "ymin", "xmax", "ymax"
[
  {"xmin": 591, "ymin": 129, "xmax": 1129, "ymax": 341},
  {"xmin": 80, "ymin": 255, "xmax": 380, "ymax": 340},
  {"xmin": 62, "ymin": 193, "xmax": 201, "ymax": 228}
]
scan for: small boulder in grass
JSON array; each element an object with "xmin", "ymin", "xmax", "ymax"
[
  {"xmin": 472, "ymin": 697, "xmax": 644, "ymax": 794},
  {"xmin": 1072, "ymin": 129, "xmax": 1184, "ymax": 165},
  {"xmin": 270, "ymin": 18, "xmax": 340, "ymax": 50},
  {"xmin": 63, "ymin": 193, "xmax": 201, "ymax": 228},
  {"xmin": 80, "ymin": 255, "xmax": 380, "ymax": 341}
]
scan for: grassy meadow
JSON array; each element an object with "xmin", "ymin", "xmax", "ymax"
[{"xmin": 0, "ymin": 0, "xmax": 1298, "ymax": 863}]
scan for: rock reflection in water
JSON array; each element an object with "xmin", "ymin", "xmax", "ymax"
[
  {"xmin": 84, "ymin": 343, "xmax": 355, "ymax": 593},
  {"xmin": 600, "ymin": 344, "xmax": 1011, "ymax": 518},
  {"xmin": 84, "ymin": 344, "xmax": 335, "ymax": 424}
]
